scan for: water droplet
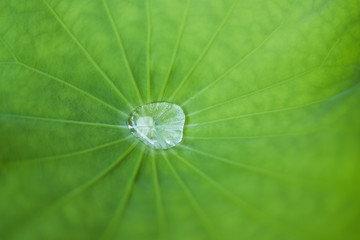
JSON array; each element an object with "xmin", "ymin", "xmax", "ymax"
[{"xmin": 128, "ymin": 102, "xmax": 185, "ymax": 149}]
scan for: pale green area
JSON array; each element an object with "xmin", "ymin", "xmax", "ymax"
[{"xmin": 0, "ymin": 0, "xmax": 359, "ymax": 239}]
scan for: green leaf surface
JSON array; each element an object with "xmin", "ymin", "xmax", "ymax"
[{"xmin": 1, "ymin": 0, "xmax": 359, "ymax": 239}]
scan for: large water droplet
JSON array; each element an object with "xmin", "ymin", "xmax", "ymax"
[{"xmin": 128, "ymin": 102, "xmax": 185, "ymax": 149}]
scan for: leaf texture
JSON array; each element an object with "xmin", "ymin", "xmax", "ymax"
[{"xmin": 0, "ymin": 0, "xmax": 359, "ymax": 239}]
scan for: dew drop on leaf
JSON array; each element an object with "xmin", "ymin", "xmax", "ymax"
[{"xmin": 127, "ymin": 102, "xmax": 185, "ymax": 149}]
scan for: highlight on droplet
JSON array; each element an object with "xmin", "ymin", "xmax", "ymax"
[{"xmin": 127, "ymin": 102, "xmax": 185, "ymax": 149}]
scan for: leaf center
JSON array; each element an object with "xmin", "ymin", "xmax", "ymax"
[{"xmin": 128, "ymin": 102, "xmax": 185, "ymax": 149}]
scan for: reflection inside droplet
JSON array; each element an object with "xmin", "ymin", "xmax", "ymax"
[{"xmin": 127, "ymin": 102, "xmax": 185, "ymax": 149}]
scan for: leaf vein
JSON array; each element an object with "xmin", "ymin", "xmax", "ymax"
[
  {"xmin": 0, "ymin": 113, "xmax": 128, "ymax": 129},
  {"xmin": 102, "ymin": 0, "xmax": 143, "ymax": 105},
  {"xmin": 168, "ymin": 0, "xmax": 240, "ymax": 101},
  {"xmin": 42, "ymin": 0, "xmax": 133, "ymax": 109}
]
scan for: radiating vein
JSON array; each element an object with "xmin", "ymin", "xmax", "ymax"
[
  {"xmin": 320, "ymin": 35, "xmax": 342, "ymax": 67},
  {"xmin": 16, "ymin": 62, "xmax": 128, "ymax": 117},
  {"xmin": 47, "ymin": 141, "xmax": 137, "ymax": 208},
  {"xmin": 181, "ymin": 20, "xmax": 284, "ymax": 107},
  {"xmin": 162, "ymin": 152, "xmax": 219, "ymax": 240},
  {"xmin": 0, "ymin": 38, "xmax": 127, "ymax": 116},
  {"xmin": 42, "ymin": 0, "xmax": 133, "ymax": 109},
  {"xmin": 158, "ymin": 0, "xmax": 192, "ymax": 101},
  {"xmin": 0, "ymin": 61, "xmax": 17, "ymax": 65},
  {"xmin": 171, "ymin": 150, "xmax": 265, "ymax": 221},
  {"xmin": 100, "ymin": 147, "xmax": 145, "ymax": 240},
  {"xmin": 168, "ymin": 0, "xmax": 239, "ymax": 101},
  {"xmin": 3, "ymin": 136, "xmax": 132, "ymax": 167},
  {"xmin": 179, "ymin": 144, "xmax": 300, "ymax": 183},
  {"xmin": 186, "ymin": 83, "xmax": 360, "ymax": 128},
  {"xmin": 186, "ymin": 102, "xmax": 320, "ymax": 128},
  {"xmin": 12, "ymin": 142, "xmax": 138, "ymax": 236},
  {"xmin": 151, "ymin": 150, "xmax": 166, "ymax": 240},
  {"xmin": 173, "ymin": 150, "xmax": 298, "ymax": 237},
  {"xmin": 183, "ymin": 130, "xmax": 314, "ymax": 140},
  {"xmin": 187, "ymin": 68, "xmax": 314, "ymax": 117},
  {"xmin": 185, "ymin": 26, "xmax": 351, "ymax": 114},
  {"xmin": 102, "ymin": 0, "xmax": 143, "ymax": 105},
  {"xmin": 0, "ymin": 36, "xmax": 19, "ymax": 61},
  {"xmin": 0, "ymin": 113, "xmax": 128, "ymax": 129},
  {"xmin": 146, "ymin": 0, "xmax": 152, "ymax": 102}
]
